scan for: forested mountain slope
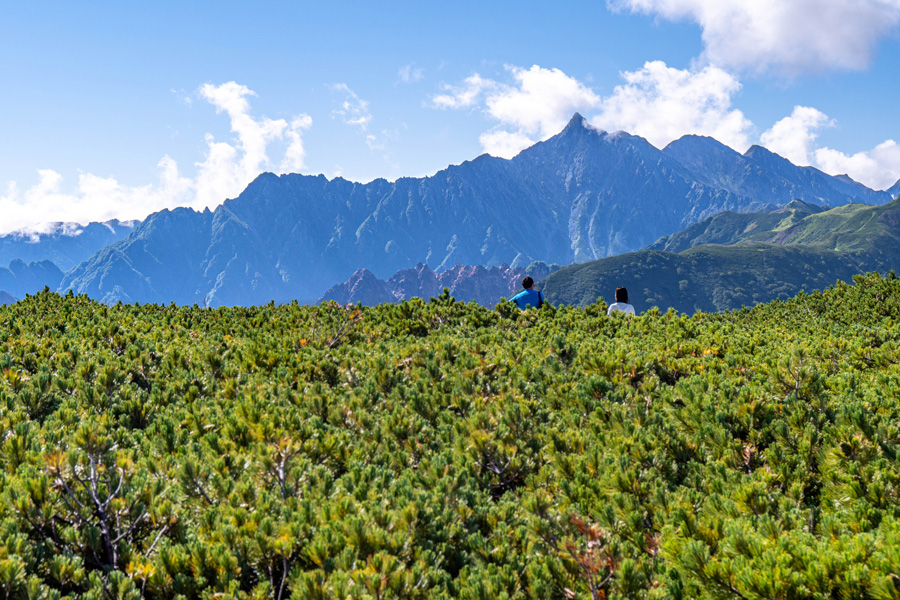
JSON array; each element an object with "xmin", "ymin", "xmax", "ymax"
[{"xmin": 2, "ymin": 276, "xmax": 900, "ymax": 597}]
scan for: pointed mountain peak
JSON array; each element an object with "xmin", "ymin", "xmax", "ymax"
[
  {"xmin": 568, "ymin": 112, "xmax": 586, "ymax": 126},
  {"xmin": 560, "ymin": 112, "xmax": 600, "ymax": 136},
  {"xmin": 743, "ymin": 144, "xmax": 789, "ymax": 163}
]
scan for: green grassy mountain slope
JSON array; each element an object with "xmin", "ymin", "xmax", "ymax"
[
  {"xmin": 542, "ymin": 199, "xmax": 900, "ymax": 312},
  {"xmin": 651, "ymin": 197, "xmax": 900, "ymax": 253}
]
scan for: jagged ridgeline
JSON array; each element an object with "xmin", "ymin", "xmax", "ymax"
[{"xmin": 2, "ymin": 276, "xmax": 900, "ymax": 597}]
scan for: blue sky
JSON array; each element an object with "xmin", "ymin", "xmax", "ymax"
[{"xmin": 2, "ymin": 0, "xmax": 899, "ymax": 232}]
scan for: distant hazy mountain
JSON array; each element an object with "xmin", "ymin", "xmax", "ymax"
[
  {"xmin": 542, "ymin": 199, "xmax": 900, "ymax": 313},
  {"xmin": 58, "ymin": 115, "xmax": 893, "ymax": 306},
  {"xmin": 0, "ymin": 260, "xmax": 64, "ymax": 300},
  {"xmin": 0, "ymin": 220, "xmax": 134, "ymax": 272},
  {"xmin": 0, "ymin": 291, "xmax": 16, "ymax": 305},
  {"xmin": 318, "ymin": 261, "xmax": 561, "ymax": 306}
]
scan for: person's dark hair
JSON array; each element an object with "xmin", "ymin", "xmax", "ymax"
[
  {"xmin": 615, "ymin": 287, "xmax": 629, "ymax": 303},
  {"xmin": 522, "ymin": 276, "xmax": 534, "ymax": 289}
]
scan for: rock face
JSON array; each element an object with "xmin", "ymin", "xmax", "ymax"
[
  {"xmin": 58, "ymin": 115, "xmax": 893, "ymax": 306},
  {"xmin": 0, "ymin": 220, "xmax": 134, "ymax": 272},
  {"xmin": 0, "ymin": 291, "xmax": 16, "ymax": 305},
  {"xmin": 318, "ymin": 262, "xmax": 557, "ymax": 306},
  {"xmin": 0, "ymin": 260, "xmax": 64, "ymax": 300}
]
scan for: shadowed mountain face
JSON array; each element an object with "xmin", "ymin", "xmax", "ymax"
[
  {"xmin": 542, "ymin": 199, "xmax": 900, "ymax": 313},
  {"xmin": 58, "ymin": 115, "xmax": 893, "ymax": 307},
  {"xmin": 0, "ymin": 291, "xmax": 16, "ymax": 305},
  {"xmin": 0, "ymin": 220, "xmax": 134, "ymax": 272}
]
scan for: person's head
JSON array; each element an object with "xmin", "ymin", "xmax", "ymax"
[
  {"xmin": 522, "ymin": 276, "xmax": 535, "ymax": 290},
  {"xmin": 615, "ymin": 287, "xmax": 629, "ymax": 303}
]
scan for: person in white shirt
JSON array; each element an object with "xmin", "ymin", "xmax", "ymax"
[{"xmin": 607, "ymin": 286, "xmax": 635, "ymax": 316}]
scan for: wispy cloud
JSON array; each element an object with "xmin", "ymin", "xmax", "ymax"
[
  {"xmin": 0, "ymin": 82, "xmax": 311, "ymax": 234},
  {"xmin": 608, "ymin": 0, "xmax": 900, "ymax": 75},
  {"xmin": 398, "ymin": 64, "xmax": 424, "ymax": 83},
  {"xmin": 330, "ymin": 83, "xmax": 373, "ymax": 130}
]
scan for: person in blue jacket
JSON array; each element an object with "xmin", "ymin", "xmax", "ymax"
[{"xmin": 510, "ymin": 276, "xmax": 544, "ymax": 310}]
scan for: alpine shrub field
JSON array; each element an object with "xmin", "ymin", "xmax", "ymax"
[{"xmin": 2, "ymin": 275, "xmax": 900, "ymax": 599}]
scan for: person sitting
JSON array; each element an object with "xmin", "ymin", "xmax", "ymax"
[
  {"xmin": 510, "ymin": 276, "xmax": 544, "ymax": 310},
  {"xmin": 607, "ymin": 286, "xmax": 635, "ymax": 316}
]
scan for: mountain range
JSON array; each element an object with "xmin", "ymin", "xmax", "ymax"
[
  {"xmin": 53, "ymin": 114, "xmax": 893, "ymax": 306},
  {"xmin": 0, "ymin": 114, "xmax": 895, "ymax": 307},
  {"xmin": 540, "ymin": 198, "xmax": 900, "ymax": 313}
]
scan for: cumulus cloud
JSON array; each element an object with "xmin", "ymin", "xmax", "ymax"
[
  {"xmin": 759, "ymin": 106, "xmax": 834, "ymax": 166},
  {"xmin": 433, "ymin": 66, "xmax": 601, "ymax": 157},
  {"xmin": 0, "ymin": 82, "xmax": 312, "ymax": 234},
  {"xmin": 815, "ymin": 140, "xmax": 900, "ymax": 191},
  {"xmin": 591, "ymin": 60, "xmax": 753, "ymax": 151},
  {"xmin": 435, "ymin": 62, "xmax": 749, "ymax": 156},
  {"xmin": 608, "ymin": 0, "xmax": 900, "ymax": 74}
]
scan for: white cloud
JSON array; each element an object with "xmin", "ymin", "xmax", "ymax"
[
  {"xmin": 478, "ymin": 130, "xmax": 537, "ymax": 159},
  {"xmin": 815, "ymin": 140, "xmax": 900, "ymax": 191},
  {"xmin": 608, "ymin": 0, "xmax": 900, "ymax": 75},
  {"xmin": 0, "ymin": 82, "xmax": 312, "ymax": 234},
  {"xmin": 433, "ymin": 66, "xmax": 601, "ymax": 158},
  {"xmin": 759, "ymin": 106, "xmax": 833, "ymax": 166},
  {"xmin": 487, "ymin": 66, "xmax": 602, "ymax": 140},
  {"xmin": 432, "ymin": 74, "xmax": 496, "ymax": 109},
  {"xmin": 398, "ymin": 65, "xmax": 424, "ymax": 83},
  {"xmin": 591, "ymin": 60, "xmax": 753, "ymax": 151}
]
